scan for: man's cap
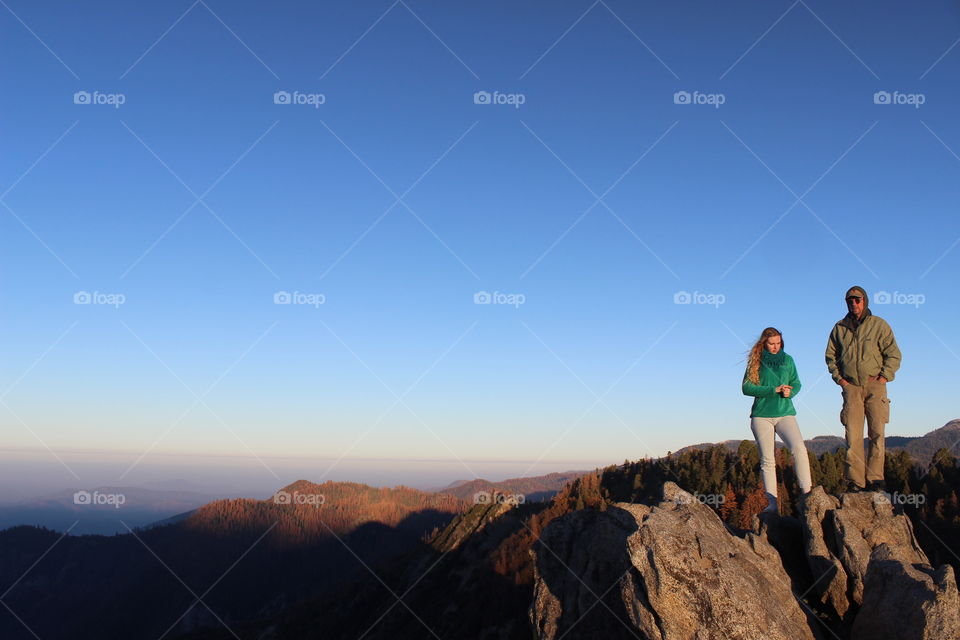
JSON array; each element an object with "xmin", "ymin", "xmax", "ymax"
[{"xmin": 845, "ymin": 286, "xmax": 867, "ymax": 300}]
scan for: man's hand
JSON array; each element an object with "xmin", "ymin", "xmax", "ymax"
[
  {"xmin": 878, "ymin": 376, "xmax": 888, "ymax": 384},
  {"xmin": 839, "ymin": 379, "xmax": 849, "ymax": 387}
]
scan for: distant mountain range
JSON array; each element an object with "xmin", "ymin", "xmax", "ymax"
[
  {"xmin": 432, "ymin": 470, "xmax": 590, "ymax": 502},
  {"xmin": 7, "ymin": 420, "xmax": 954, "ymax": 538},
  {"xmin": 677, "ymin": 419, "xmax": 960, "ymax": 466},
  {"xmin": 0, "ymin": 470, "xmax": 591, "ymax": 537}
]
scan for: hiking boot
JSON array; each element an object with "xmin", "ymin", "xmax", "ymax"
[
  {"xmin": 846, "ymin": 482, "xmax": 863, "ymax": 493},
  {"xmin": 867, "ymin": 480, "xmax": 887, "ymax": 493}
]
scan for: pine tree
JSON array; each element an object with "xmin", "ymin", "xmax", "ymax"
[
  {"xmin": 737, "ymin": 486, "xmax": 768, "ymax": 529},
  {"xmin": 720, "ymin": 484, "xmax": 738, "ymax": 524},
  {"xmin": 819, "ymin": 450, "xmax": 842, "ymax": 494}
]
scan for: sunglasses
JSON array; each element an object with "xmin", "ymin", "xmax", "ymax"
[{"xmin": 846, "ymin": 296, "xmax": 863, "ymax": 302}]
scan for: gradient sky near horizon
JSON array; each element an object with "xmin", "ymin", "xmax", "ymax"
[{"xmin": 2, "ymin": 0, "xmax": 960, "ymax": 496}]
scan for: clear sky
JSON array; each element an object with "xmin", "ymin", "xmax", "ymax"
[{"xmin": 2, "ymin": 0, "xmax": 959, "ymax": 496}]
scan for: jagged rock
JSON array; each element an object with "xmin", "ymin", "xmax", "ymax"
[
  {"xmin": 833, "ymin": 492, "xmax": 929, "ymax": 604},
  {"xmin": 530, "ymin": 482, "xmax": 960, "ymax": 640},
  {"xmin": 431, "ymin": 500, "xmax": 516, "ymax": 553},
  {"xmin": 801, "ymin": 487, "xmax": 933, "ymax": 622},
  {"xmin": 753, "ymin": 508, "xmax": 808, "ymax": 581},
  {"xmin": 801, "ymin": 487, "xmax": 851, "ymax": 619},
  {"xmin": 529, "ymin": 502, "xmax": 644, "ymax": 640},
  {"xmin": 530, "ymin": 482, "xmax": 817, "ymax": 640},
  {"xmin": 850, "ymin": 543, "xmax": 960, "ymax": 640}
]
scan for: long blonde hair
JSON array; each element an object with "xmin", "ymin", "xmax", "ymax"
[{"xmin": 746, "ymin": 327, "xmax": 783, "ymax": 384}]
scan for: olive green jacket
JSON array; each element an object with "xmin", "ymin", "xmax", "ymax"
[{"xmin": 825, "ymin": 312, "xmax": 902, "ymax": 386}]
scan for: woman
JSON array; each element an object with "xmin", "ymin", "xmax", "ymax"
[{"xmin": 741, "ymin": 327, "xmax": 812, "ymax": 514}]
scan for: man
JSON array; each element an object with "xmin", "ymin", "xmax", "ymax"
[{"xmin": 825, "ymin": 286, "xmax": 901, "ymax": 492}]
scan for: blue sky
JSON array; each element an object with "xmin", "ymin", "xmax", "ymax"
[{"xmin": 2, "ymin": 0, "xmax": 959, "ymax": 495}]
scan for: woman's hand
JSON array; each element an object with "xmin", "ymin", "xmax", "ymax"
[{"xmin": 780, "ymin": 385, "xmax": 793, "ymax": 398}]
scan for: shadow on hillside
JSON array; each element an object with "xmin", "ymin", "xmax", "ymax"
[
  {"xmin": 0, "ymin": 508, "xmax": 461, "ymax": 640},
  {"xmin": 173, "ymin": 504, "xmax": 548, "ymax": 639}
]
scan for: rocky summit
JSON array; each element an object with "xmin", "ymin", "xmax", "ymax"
[{"xmin": 529, "ymin": 482, "xmax": 960, "ymax": 640}]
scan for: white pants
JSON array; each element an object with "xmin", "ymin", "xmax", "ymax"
[{"xmin": 750, "ymin": 416, "xmax": 813, "ymax": 510}]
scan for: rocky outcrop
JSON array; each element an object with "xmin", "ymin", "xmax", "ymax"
[
  {"xmin": 430, "ymin": 498, "xmax": 517, "ymax": 553},
  {"xmin": 800, "ymin": 486, "xmax": 852, "ymax": 620},
  {"xmin": 529, "ymin": 503, "xmax": 642, "ymax": 640},
  {"xmin": 802, "ymin": 487, "xmax": 960, "ymax": 638},
  {"xmin": 530, "ymin": 482, "xmax": 817, "ymax": 640},
  {"xmin": 851, "ymin": 543, "xmax": 960, "ymax": 640},
  {"xmin": 800, "ymin": 486, "xmax": 954, "ymax": 631},
  {"xmin": 530, "ymin": 482, "xmax": 960, "ymax": 640}
]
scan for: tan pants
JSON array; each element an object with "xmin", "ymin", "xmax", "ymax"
[{"xmin": 841, "ymin": 377, "xmax": 890, "ymax": 487}]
